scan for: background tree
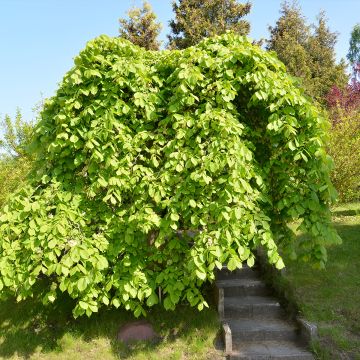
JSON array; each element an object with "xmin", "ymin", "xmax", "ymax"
[
  {"xmin": 267, "ymin": 1, "xmax": 311, "ymax": 83},
  {"xmin": 0, "ymin": 109, "xmax": 33, "ymax": 157},
  {"xmin": 0, "ymin": 109, "xmax": 34, "ymax": 208},
  {"xmin": 306, "ymin": 12, "xmax": 347, "ymax": 100},
  {"xmin": 119, "ymin": 1, "xmax": 162, "ymax": 50},
  {"xmin": 347, "ymin": 23, "xmax": 360, "ymax": 79},
  {"xmin": 326, "ymin": 107, "xmax": 360, "ymax": 202},
  {"xmin": 267, "ymin": 1, "xmax": 347, "ymax": 102},
  {"xmin": 168, "ymin": 0, "xmax": 251, "ymax": 49}
]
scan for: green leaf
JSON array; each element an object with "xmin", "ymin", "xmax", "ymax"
[
  {"xmin": 79, "ymin": 301, "xmax": 88, "ymax": 310},
  {"xmin": 146, "ymin": 293, "xmax": 159, "ymax": 307},
  {"xmin": 227, "ymin": 257, "xmax": 239, "ymax": 271},
  {"xmin": 247, "ymin": 256, "xmax": 255, "ymax": 267},
  {"xmin": 275, "ymin": 258, "xmax": 285, "ymax": 270},
  {"xmin": 163, "ymin": 296, "xmax": 175, "ymax": 310},
  {"xmin": 195, "ymin": 270, "xmax": 206, "ymax": 280},
  {"xmin": 170, "ymin": 213, "xmax": 179, "ymax": 221},
  {"xmin": 70, "ymin": 134, "xmax": 79, "ymax": 143},
  {"xmin": 112, "ymin": 298, "xmax": 121, "ymax": 308},
  {"xmin": 77, "ymin": 278, "xmax": 87, "ymax": 292},
  {"xmin": 102, "ymin": 296, "xmax": 109, "ymax": 305},
  {"xmin": 189, "ymin": 199, "xmax": 196, "ymax": 208}
]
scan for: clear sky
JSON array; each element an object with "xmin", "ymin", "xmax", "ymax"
[{"xmin": 0, "ymin": 0, "xmax": 359, "ymax": 123}]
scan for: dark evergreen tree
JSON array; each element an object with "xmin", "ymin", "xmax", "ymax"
[
  {"xmin": 267, "ymin": 1, "xmax": 310, "ymax": 81},
  {"xmin": 168, "ymin": 0, "xmax": 251, "ymax": 49},
  {"xmin": 347, "ymin": 23, "xmax": 360, "ymax": 79},
  {"xmin": 307, "ymin": 11, "xmax": 347, "ymax": 100},
  {"xmin": 267, "ymin": 1, "xmax": 347, "ymax": 102}
]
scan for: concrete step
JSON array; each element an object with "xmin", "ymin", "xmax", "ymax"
[
  {"xmin": 228, "ymin": 318, "xmax": 298, "ymax": 342},
  {"xmin": 230, "ymin": 340, "xmax": 314, "ymax": 359},
  {"xmin": 217, "ymin": 265, "xmax": 259, "ymax": 281},
  {"xmin": 216, "ymin": 278, "xmax": 270, "ymax": 297},
  {"xmin": 224, "ymin": 296, "xmax": 285, "ymax": 319}
]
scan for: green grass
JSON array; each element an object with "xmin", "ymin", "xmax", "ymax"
[
  {"xmin": 278, "ymin": 214, "xmax": 360, "ymax": 359},
  {"xmin": 331, "ymin": 202, "xmax": 360, "ymax": 212},
  {"xmin": 331, "ymin": 201, "xmax": 360, "ymax": 216},
  {"xmin": 2, "ymin": 207, "xmax": 360, "ymax": 360},
  {"xmin": 0, "ymin": 288, "xmax": 222, "ymax": 359}
]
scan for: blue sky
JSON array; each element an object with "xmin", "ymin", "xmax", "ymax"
[{"xmin": 0, "ymin": 0, "xmax": 359, "ymax": 123}]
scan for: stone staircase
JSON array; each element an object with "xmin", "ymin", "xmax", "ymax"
[{"xmin": 216, "ymin": 264, "xmax": 314, "ymax": 359}]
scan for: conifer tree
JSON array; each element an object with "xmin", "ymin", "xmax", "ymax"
[
  {"xmin": 119, "ymin": 1, "xmax": 162, "ymax": 51},
  {"xmin": 347, "ymin": 24, "xmax": 360, "ymax": 78},
  {"xmin": 267, "ymin": 1, "xmax": 347, "ymax": 102},
  {"xmin": 307, "ymin": 11, "xmax": 347, "ymax": 100},
  {"xmin": 168, "ymin": 0, "xmax": 251, "ymax": 49},
  {"xmin": 267, "ymin": 1, "xmax": 310, "ymax": 82}
]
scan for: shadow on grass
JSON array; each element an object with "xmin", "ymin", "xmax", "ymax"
[{"xmin": 0, "ymin": 285, "xmax": 220, "ymax": 359}]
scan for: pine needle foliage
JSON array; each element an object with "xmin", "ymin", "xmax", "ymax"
[
  {"xmin": 267, "ymin": 1, "xmax": 347, "ymax": 102},
  {"xmin": 168, "ymin": 0, "xmax": 251, "ymax": 49}
]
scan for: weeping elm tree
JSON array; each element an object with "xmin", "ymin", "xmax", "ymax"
[{"xmin": 0, "ymin": 33, "xmax": 341, "ymax": 318}]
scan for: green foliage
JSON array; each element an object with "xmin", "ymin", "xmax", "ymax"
[
  {"xmin": 0, "ymin": 110, "xmax": 34, "ymax": 208},
  {"xmin": 327, "ymin": 109, "xmax": 360, "ymax": 202},
  {"xmin": 119, "ymin": 1, "xmax": 162, "ymax": 51},
  {"xmin": 0, "ymin": 157, "xmax": 32, "ymax": 209},
  {"xmin": 168, "ymin": 0, "xmax": 251, "ymax": 49},
  {"xmin": 267, "ymin": 2, "xmax": 347, "ymax": 102},
  {"xmin": 0, "ymin": 33, "xmax": 340, "ymax": 318}
]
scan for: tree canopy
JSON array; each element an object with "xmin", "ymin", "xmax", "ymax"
[{"xmin": 0, "ymin": 33, "xmax": 340, "ymax": 318}]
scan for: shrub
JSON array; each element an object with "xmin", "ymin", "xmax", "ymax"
[
  {"xmin": 327, "ymin": 109, "xmax": 360, "ymax": 202},
  {"xmin": 0, "ymin": 110, "xmax": 34, "ymax": 208},
  {"xmin": 326, "ymin": 81, "xmax": 360, "ymax": 117},
  {"xmin": 0, "ymin": 33, "xmax": 340, "ymax": 318},
  {"xmin": 0, "ymin": 156, "xmax": 32, "ymax": 208}
]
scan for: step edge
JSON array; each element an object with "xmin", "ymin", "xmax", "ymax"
[{"xmin": 216, "ymin": 279, "xmax": 266, "ymax": 287}]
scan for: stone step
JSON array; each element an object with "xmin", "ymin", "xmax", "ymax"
[
  {"xmin": 216, "ymin": 278, "xmax": 270, "ymax": 297},
  {"xmin": 228, "ymin": 318, "xmax": 298, "ymax": 342},
  {"xmin": 217, "ymin": 265, "xmax": 259, "ymax": 281},
  {"xmin": 224, "ymin": 296, "xmax": 285, "ymax": 319},
  {"xmin": 230, "ymin": 340, "xmax": 314, "ymax": 360}
]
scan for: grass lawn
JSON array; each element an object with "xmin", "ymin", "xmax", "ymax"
[
  {"xmin": 331, "ymin": 202, "xmax": 360, "ymax": 216},
  {"xmin": 278, "ymin": 212, "xmax": 360, "ymax": 359},
  {"xmin": 0, "ymin": 289, "xmax": 222, "ymax": 359}
]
